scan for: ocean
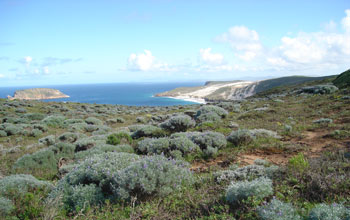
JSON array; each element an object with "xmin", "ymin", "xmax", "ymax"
[{"xmin": 0, "ymin": 82, "xmax": 204, "ymax": 106}]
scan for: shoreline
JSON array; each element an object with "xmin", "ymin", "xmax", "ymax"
[{"xmin": 158, "ymin": 95, "xmax": 206, "ymax": 104}]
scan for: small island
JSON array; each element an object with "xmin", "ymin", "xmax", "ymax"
[{"xmin": 7, "ymin": 88, "xmax": 69, "ymax": 100}]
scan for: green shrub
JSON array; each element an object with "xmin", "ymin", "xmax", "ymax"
[
  {"xmin": 33, "ymin": 123, "xmax": 48, "ymax": 132},
  {"xmin": 85, "ymin": 117, "xmax": 103, "ymax": 125},
  {"xmin": 38, "ymin": 135, "xmax": 56, "ymax": 146},
  {"xmin": 136, "ymin": 137, "xmax": 170, "ymax": 155},
  {"xmin": 196, "ymin": 112, "xmax": 222, "ymax": 124},
  {"xmin": 171, "ymin": 131, "xmax": 226, "ymax": 158},
  {"xmin": 23, "ymin": 113, "xmax": 45, "ymax": 121},
  {"xmin": 113, "ymin": 155, "xmax": 194, "ymax": 200},
  {"xmin": 42, "ymin": 115, "xmax": 66, "ymax": 128},
  {"xmin": 160, "ymin": 115, "xmax": 195, "ymax": 132},
  {"xmin": 13, "ymin": 143, "xmax": 75, "ymax": 178},
  {"xmin": 196, "ymin": 105, "xmax": 228, "ymax": 119},
  {"xmin": 131, "ymin": 125, "xmax": 165, "ymax": 139},
  {"xmin": 29, "ymin": 128, "xmax": 43, "ymax": 137},
  {"xmin": 0, "ymin": 174, "xmax": 53, "ymax": 199},
  {"xmin": 52, "ymin": 152, "xmax": 193, "ymax": 213},
  {"xmin": 58, "ymin": 132, "xmax": 85, "ymax": 143},
  {"xmin": 227, "ymin": 129, "xmax": 255, "ymax": 146},
  {"xmin": 308, "ymin": 203, "xmax": 350, "ymax": 220},
  {"xmin": 62, "ymin": 184, "xmax": 104, "ymax": 213},
  {"xmin": 0, "ymin": 196, "xmax": 14, "ymax": 217},
  {"xmin": 312, "ymin": 118, "xmax": 333, "ymax": 124},
  {"xmin": 74, "ymin": 144, "xmax": 134, "ymax": 161},
  {"xmin": 225, "ymin": 177, "xmax": 273, "ymax": 205},
  {"xmin": 4, "ymin": 123, "xmax": 20, "ymax": 136},
  {"xmin": 298, "ymin": 85, "xmax": 338, "ymax": 94},
  {"xmin": 106, "ymin": 132, "xmax": 133, "ymax": 146},
  {"xmin": 51, "ymin": 152, "xmax": 140, "ymax": 211},
  {"xmin": 0, "ymin": 130, "xmax": 7, "ymax": 137},
  {"xmin": 288, "ymin": 153, "xmax": 309, "ymax": 174},
  {"xmin": 257, "ymin": 199, "xmax": 301, "ymax": 220}
]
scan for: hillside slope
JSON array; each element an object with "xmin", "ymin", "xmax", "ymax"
[{"xmin": 156, "ymin": 75, "xmax": 333, "ymax": 102}]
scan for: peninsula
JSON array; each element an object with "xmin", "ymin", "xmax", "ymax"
[
  {"xmin": 7, "ymin": 88, "xmax": 69, "ymax": 100},
  {"xmin": 155, "ymin": 75, "xmax": 332, "ymax": 102}
]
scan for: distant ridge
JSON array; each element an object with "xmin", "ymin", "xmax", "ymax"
[
  {"xmin": 7, "ymin": 88, "xmax": 69, "ymax": 100},
  {"xmin": 155, "ymin": 75, "xmax": 334, "ymax": 102}
]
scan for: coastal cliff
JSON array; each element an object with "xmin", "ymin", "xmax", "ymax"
[
  {"xmin": 155, "ymin": 76, "xmax": 332, "ymax": 102},
  {"xmin": 7, "ymin": 88, "xmax": 69, "ymax": 100}
]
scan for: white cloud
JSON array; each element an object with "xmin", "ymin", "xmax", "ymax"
[
  {"xmin": 199, "ymin": 48, "xmax": 224, "ymax": 65},
  {"xmin": 216, "ymin": 26, "xmax": 262, "ymax": 61},
  {"xmin": 0, "ymin": 74, "xmax": 5, "ymax": 78},
  {"xmin": 24, "ymin": 56, "xmax": 32, "ymax": 64},
  {"xmin": 43, "ymin": 66, "xmax": 49, "ymax": 74},
  {"xmin": 342, "ymin": 9, "xmax": 350, "ymax": 33},
  {"xmin": 127, "ymin": 50, "xmax": 172, "ymax": 71}
]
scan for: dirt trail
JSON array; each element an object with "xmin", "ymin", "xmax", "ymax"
[{"xmin": 190, "ymin": 129, "xmax": 348, "ymax": 172}]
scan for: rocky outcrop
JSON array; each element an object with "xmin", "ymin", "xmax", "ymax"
[{"xmin": 7, "ymin": 88, "xmax": 69, "ymax": 100}]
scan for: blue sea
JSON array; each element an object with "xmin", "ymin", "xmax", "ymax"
[{"xmin": 0, "ymin": 82, "xmax": 204, "ymax": 106}]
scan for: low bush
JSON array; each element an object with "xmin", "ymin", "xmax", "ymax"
[
  {"xmin": 312, "ymin": 118, "xmax": 333, "ymax": 124},
  {"xmin": 106, "ymin": 132, "xmax": 133, "ymax": 146},
  {"xmin": 33, "ymin": 123, "xmax": 48, "ymax": 132},
  {"xmin": 51, "ymin": 152, "xmax": 193, "ymax": 213},
  {"xmin": 196, "ymin": 105, "xmax": 228, "ymax": 119},
  {"xmin": 0, "ymin": 130, "xmax": 7, "ymax": 137},
  {"xmin": 297, "ymin": 84, "xmax": 338, "ymax": 94},
  {"xmin": 41, "ymin": 115, "xmax": 66, "ymax": 128},
  {"xmin": 257, "ymin": 199, "xmax": 301, "ymax": 220},
  {"xmin": 74, "ymin": 144, "xmax": 134, "ymax": 160},
  {"xmin": 225, "ymin": 177, "xmax": 273, "ymax": 205},
  {"xmin": 29, "ymin": 128, "xmax": 43, "ymax": 137},
  {"xmin": 23, "ymin": 113, "xmax": 45, "ymax": 121},
  {"xmin": 58, "ymin": 132, "xmax": 85, "ymax": 143},
  {"xmin": 0, "ymin": 196, "xmax": 14, "ymax": 217},
  {"xmin": 38, "ymin": 135, "xmax": 56, "ymax": 146},
  {"xmin": 136, "ymin": 137, "xmax": 170, "ymax": 155},
  {"xmin": 227, "ymin": 129, "xmax": 255, "ymax": 146},
  {"xmin": 308, "ymin": 203, "xmax": 350, "ymax": 220},
  {"xmin": 0, "ymin": 174, "xmax": 53, "ymax": 199},
  {"xmin": 131, "ymin": 125, "xmax": 166, "ymax": 139},
  {"xmin": 13, "ymin": 143, "xmax": 75, "ymax": 178},
  {"xmin": 160, "ymin": 115, "xmax": 195, "ymax": 132},
  {"xmin": 196, "ymin": 112, "xmax": 222, "ymax": 124},
  {"xmin": 113, "ymin": 155, "xmax": 194, "ymax": 200},
  {"xmin": 85, "ymin": 117, "xmax": 103, "ymax": 125}
]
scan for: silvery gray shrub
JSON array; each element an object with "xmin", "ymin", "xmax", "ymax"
[
  {"xmin": 0, "ymin": 196, "xmax": 14, "ymax": 217},
  {"xmin": 225, "ymin": 177, "xmax": 273, "ymax": 205},
  {"xmin": 196, "ymin": 105, "xmax": 228, "ymax": 119},
  {"xmin": 41, "ymin": 115, "xmax": 66, "ymax": 128},
  {"xmin": 227, "ymin": 129, "xmax": 255, "ymax": 146},
  {"xmin": 308, "ymin": 203, "xmax": 350, "ymax": 220},
  {"xmin": 257, "ymin": 199, "xmax": 301, "ymax": 220},
  {"xmin": 0, "ymin": 174, "xmax": 53, "ymax": 199},
  {"xmin": 160, "ymin": 115, "xmax": 195, "ymax": 132},
  {"xmin": 52, "ymin": 152, "xmax": 193, "ymax": 212},
  {"xmin": 85, "ymin": 117, "xmax": 103, "ymax": 125}
]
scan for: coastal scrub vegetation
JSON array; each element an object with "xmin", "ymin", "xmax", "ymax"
[{"xmin": 1, "ymin": 73, "xmax": 350, "ymax": 219}]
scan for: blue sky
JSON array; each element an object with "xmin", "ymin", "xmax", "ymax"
[{"xmin": 0, "ymin": 0, "xmax": 349, "ymax": 86}]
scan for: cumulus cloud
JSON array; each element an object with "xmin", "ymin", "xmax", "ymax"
[
  {"xmin": 199, "ymin": 48, "xmax": 224, "ymax": 65},
  {"xmin": 127, "ymin": 50, "xmax": 173, "ymax": 71},
  {"xmin": 342, "ymin": 9, "xmax": 350, "ymax": 33},
  {"xmin": 0, "ymin": 74, "xmax": 5, "ymax": 78},
  {"xmin": 216, "ymin": 26, "xmax": 263, "ymax": 61}
]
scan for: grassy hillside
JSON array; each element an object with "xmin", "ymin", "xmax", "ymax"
[
  {"xmin": 255, "ymin": 75, "xmax": 334, "ymax": 94},
  {"xmin": 1, "ymin": 74, "xmax": 350, "ymax": 219},
  {"xmin": 333, "ymin": 69, "xmax": 350, "ymax": 89}
]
